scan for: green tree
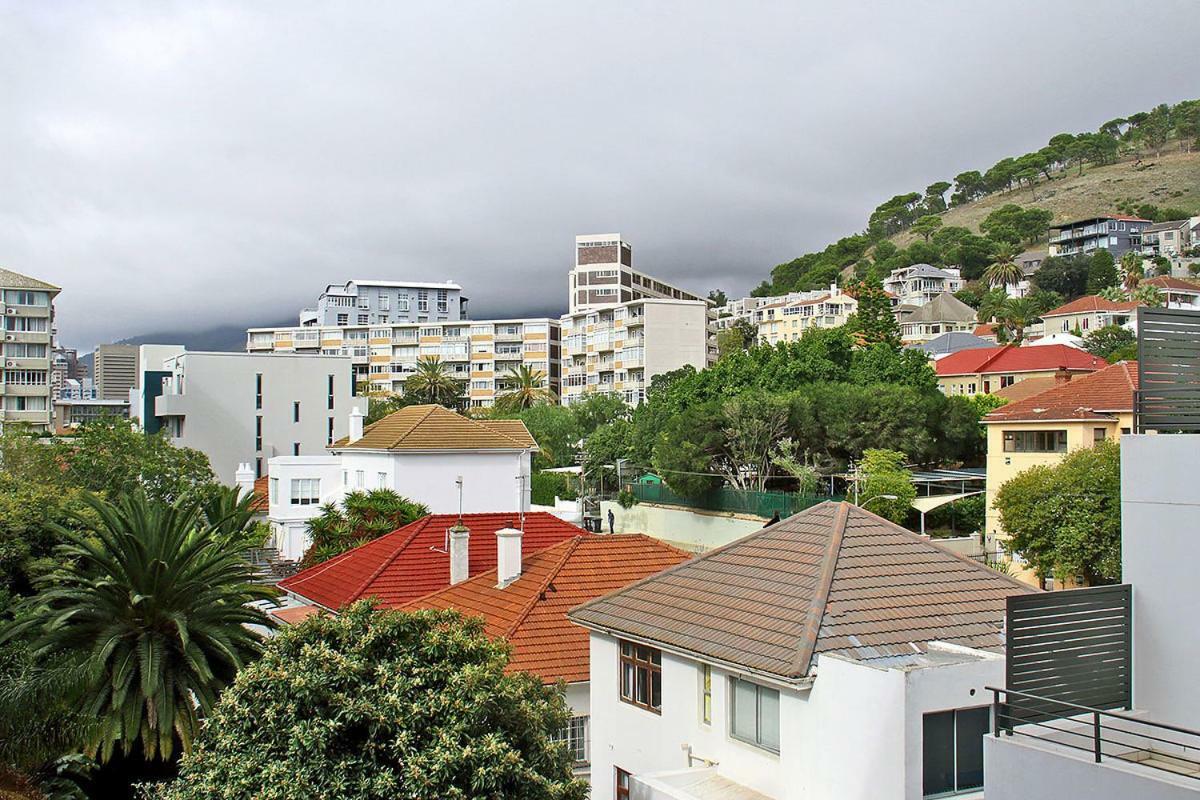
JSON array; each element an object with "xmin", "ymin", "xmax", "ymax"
[
  {"xmin": 364, "ymin": 392, "xmax": 420, "ymax": 425},
  {"xmin": 706, "ymin": 289, "xmax": 728, "ymax": 307},
  {"xmin": 404, "ymin": 356, "xmax": 463, "ymax": 407},
  {"xmin": 1087, "ymin": 250, "xmax": 1119, "ymax": 293},
  {"xmin": 153, "ymin": 603, "xmax": 586, "ymax": 800},
  {"xmin": 4, "ymin": 491, "xmax": 275, "ymax": 764},
  {"xmin": 1082, "ymin": 325, "xmax": 1137, "ymax": 361},
  {"xmin": 495, "ymin": 365, "xmax": 558, "ymax": 412},
  {"xmin": 1120, "ymin": 251, "xmax": 1145, "ymax": 292},
  {"xmin": 848, "ymin": 344, "xmax": 937, "ymax": 392},
  {"xmin": 710, "ymin": 393, "xmax": 791, "ymax": 493},
  {"xmin": 1034, "ymin": 254, "xmax": 1090, "ymax": 299},
  {"xmin": 993, "ymin": 297, "xmax": 1040, "ymax": 344},
  {"xmin": 976, "ymin": 287, "xmax": 1010, "ymax": 323},
  {"xmin": 994, "ymin": 440, "xmax": 1121, "ymax": 584},
  {"xmin": 910, "ymin": 214, "xmax": 944, "ymax": 243},
  {"xmin": 508, "ymin": 404, "xmax": 579, "ymax": 468},
  {"xmin": 857, "ymin": 448, "xmax": 916, "ymax": 524},
  {"xmin": 651, "ymin": 404, "xmax": 724, "ymax": 498},
  {"xmin": 846, "ymin": 279, "xmax": 900, "ymax": 346},
  {"xmin": 196, "ymin": 484, "xmax": 269, "ymax": 551},
  {"xmin": 301, "ymin": 490, "xmax": 429, "ymax": 567}
]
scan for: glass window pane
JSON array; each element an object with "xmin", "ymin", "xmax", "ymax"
[
  {"xmin": 621, "ymin": 663, "xmax": 633, "ymax": 700},
  {"xmin": 733, "ymin": 679, "xmax": 757, "ymax": 742},
  {"xmin": 956, "ymin": 707, "xmax": 990, "ymax": 791},
  {"xmin": 651, "ymin": 668, "xmax": 662, "ymax": 710},
  {"xmin": 923, "ymin": 711, "xmax": 955, "ymax": 798},
  {"xmin": 636, "ymin": 666, "xmax": 648, "ymax": 704},
  {"xmin": 759, "ymin": 687, "xmax": 780, "ymax": 751}
]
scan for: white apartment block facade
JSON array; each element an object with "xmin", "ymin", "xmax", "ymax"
[
  {"xmin": 560, "ymin": 299, "xmax": 714, "ymax": 406},
  {"xmin": 247, "ymin": 318, "xmax": 560, "ymax": 408},
  {"xmin": 883, "ymin": 264, "xmax": 964, "ymax": 307},
  {"xmin": 0, "ymin": 268, "xmax": 60, "ymax": 432},
  {"xmin": 756, "ymin": 286, "xmax": 857, "ymax": 345},
  {"xmin": 299, "ymin": 279, "xmax": 467, "ymax": 327},
  {"xmin": 154, "ymin": 351, "xmax": 353, "ymax": 484},
  {"xmin": 570, "ymin": 234, "xmax": 706, "ymax": 314}
]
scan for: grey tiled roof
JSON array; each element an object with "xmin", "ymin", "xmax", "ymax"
[
  {"xmin": 902, "ymin": 292, "xmax": 978, "ymax": 324},
  {"xmin": 0, "ymin": 267, "xmax": 59, "ymax": 292},
  {"xmin": 909, "ymin": 331, "xmax": 994, "ymax": 356},
  {"xmin": 569, "ymin": 501, "xmax": 1035, "ymax": 680}
]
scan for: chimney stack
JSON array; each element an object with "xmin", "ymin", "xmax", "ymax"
[
  {"xmin": 234, "ymin": 462, "xmax": 255, "ymax": 501},
  {"xmin": 448, "ymin": 524, "xmax": 470, "ymax": 585},
  {"xmin": 349, "ymin": 406, "xmax": 364, "ymax": 443},
  {"xmin": 496, "ymin": 526, "xmax": 523, "ymax": 587},
  {"xmin": 1054, "ymin": 368, "xmax": 1073, "ymax": 385}
]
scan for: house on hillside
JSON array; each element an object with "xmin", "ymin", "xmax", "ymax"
[
  {"xmin": 261, "ymin": 404, "xmax": 538, "ymax": 560},
  {"xmin": 404, "ymin": 533, "xmax": 692, "ymax": 780},
  {"xmin": 1140, "ymin": 218, "xmax": 1195, "ymax": 258},
  {"xmin": 934, "ymin": 344, "xmax": 1105, "ymax": 396},
  {"xmin": 1047, "ymin": 216, "xmax": 1151, "ymax": 258},
  {"xmin": 1039, "ymin": 295, "xmax": 1142, "ymax": 335},
  {"xmin": 568, "ymin": 501, "xmax": 1036, "ymax": 800},
  {"xmin": 1142, "ymin": 275, "xmax": 1200, "ymax": 310},
  {"xmin": 981, "ymin": 361, "xmax": 1137, "ymax": 582},
  {"xmin": 755, "ymin": 286, "xmax": 857, "ymax": 345},
  {"xmin": 883, "ymin": 264, "xmax": 964, "ymax": 307},
  {"xmin": 896, "ymin": 292, "xmax": 978, "ymax": 344}
]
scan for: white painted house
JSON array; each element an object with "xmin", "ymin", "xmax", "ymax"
[
  {"xmin": 568, "ymin": 501, "xmax": 1035, "ymax": 800},
  {"xmin": 262, "ymin": 403, "xmax": 537, "ymax": 560}
]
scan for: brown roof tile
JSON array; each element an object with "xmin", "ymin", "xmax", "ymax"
[
  {"xmin": 984, "ymin": 361, "xmax": 1138, "ymax": 422},
  {"xmin": 330, "ymin": 404, "xmax": 538, "ymax": 451},
  {"xmin": 568, "ymin": 501, "xmax": 1035, "ymax": 681}
]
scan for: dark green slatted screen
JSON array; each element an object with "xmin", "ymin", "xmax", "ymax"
[{"xmin": 1137, "ymin": 307, "xmax": 1200, "ymax": 433}]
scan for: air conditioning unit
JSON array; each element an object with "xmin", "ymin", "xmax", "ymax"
[
  {"xmin": 4, "ymin": 361, "xmax": 13, "ymax": 368},
  {"xmin": 3, "ymin": 335, "xmax": 13, "ymax": 342},
  {"xmin": 4, "ymin": 308, "xmax": 15, "ymax": 315}
]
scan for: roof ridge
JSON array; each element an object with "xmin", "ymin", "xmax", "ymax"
[
  {"xmin": 503, "ymin": 536, "xmax": 584, "ymax": 638},
  {"xmin": 388, "ymin": 404, "xmax": 440, "ymax": 448},
  {"xmin": 345, "ymin": 516, "xmax": 435, "ymax": 603},
  {"xmin": 974, "ymin": 344, "xmax": 1014, "ymax": 374},
  {"xmin": 789, "ymin": 501, "xmax": 849, "ymax": 677},
  {"xmin": 471, "ymin": 416, "xmax": 532, "ymax": 449}
]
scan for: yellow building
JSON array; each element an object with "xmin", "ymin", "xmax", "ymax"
[
  {"xmin": 935, "ymin": 343, "xmax": 1105, "ymax": 396},
  {"xmin": 756, "ymin": 288, "xmax": 857, "ymax": 345},
  {"xmin": 982, "ymin": 361, "xmax": 1137, "ymax": 583},
  {"xmin": 1040, "ymin": 295, "xmax": 1141, "ymax": 335}
]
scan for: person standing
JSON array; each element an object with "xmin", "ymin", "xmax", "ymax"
[{"xmin": 607, "ymin": 508, "xmax": 616, "ymax": 535}]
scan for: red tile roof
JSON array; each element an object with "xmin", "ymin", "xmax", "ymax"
[
  {"xmin": 935, "ymin": 344, "xmax": 1106, "ymax": 377},
  {"xmin": 269, "ymin": 605, "xmax": 321, "ymax": 625},
  {"xmin": 251, "ymin": 476, "xmax": 268, "ymax": 512},
  {"xmin": 984, "ymin": 361, "xmax": 1138, "ymax": 422},
  {"xmin": 1041, "ymin": 295, "xmax": 1142, "ymax": 318},
  {"xmin": 403, "ymin": 535, "xmax": 692, "ymax": 684},
  {"xmin": 972, "ymin": 323, "xmax": 998, "ymax": 339},
  {"xmin": 278, "ymin": 512, "xmax": 588, "ymax": 610},
  {"xmin": 1143, "ymin": 275, "xmax": 1200, "ymax": 292}
]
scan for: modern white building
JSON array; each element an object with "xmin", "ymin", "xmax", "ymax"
[
  {"xmin": 262, "ymin": 403, "xmax": 537, "ymax": 560},
  {"xmin": 568, "ymin": 501, "xmax": 1035, "ymax": 800},
  {"xmin": 569, "ymin": 234, "xmax": 707, "ymax": 315},
  {"xmin": 560, "ymin": 298, "xmax": 714, "ymax": 406},
  {"xmin": 884, "ymin": 264, "xmax": 964, "ymax": 307},
  {"xmin": 299, "ymin": 279, "xmax": 468, "ymax": 327},
  {"xmin": 154, "ymin": 350, "xmax": 353, "ymax": 484},
  {"xmin": 129, "ymin": 344, "xmax": 187, "ymax": 434}
]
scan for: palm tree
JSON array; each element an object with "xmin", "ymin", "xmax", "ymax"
[
  {"xmin": 1098, "ymin": 286, "xmax": 1127, "ymax": 303},
  {"xmin": 977, "ymin": 287, "xmax": 1010, "ymax": 323},
  {"xmin": 994, "ymin": 297, "xmax": 1040, "ymax": 344},
  {"xmin": 495, "ymin": 364, "xmax": 558, "ymax": 411},
  {"xmin": 1121, "ymin": 251, "xmax": 1145, "ymax": 292},
  {"xmin": 983, "ymin": 245, "xmax": 1025, "ymax": 289},
  {"xmin": 5, "ymin": 491, "xmax": 275, "ymax": 763},
  {"xmin": 1131, "ymin": 284, "xmax": 1163, "ymax": 307},
  {"xmin": 403, "ymin": 356, "xmax": 463, "ymax": 407}
]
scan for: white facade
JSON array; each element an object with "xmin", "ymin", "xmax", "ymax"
[
  {"xmin": 129, "ymin": 344, "xmax": 186, "ymax": 429},
  {"xmin": 883, "ymin": 264, "xmax": 964, "ymax": 307},
  {"xmin": 300, "ymin": 279, "xmax": 467, "ymax": 327},
  {"xmin": 569, "ymin": 234, "xmax": 706, "ymax": 315},
  {"xmin": 587, "ymin": 631, "xmax": 1003, "ymax": 800},
  {"xmin": 155, "ymin": 351, "xmax": 353, "ymax": 484}
]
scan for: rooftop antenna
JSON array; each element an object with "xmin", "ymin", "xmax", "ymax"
[
  {"xmin": 431, "ymin": 475, "xmax": 465, "ymax": 554},
  {"xmin": 456, "ymin": 475, "xmax": 464, "ymax": 527}
]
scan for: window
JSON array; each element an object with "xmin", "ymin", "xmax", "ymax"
[
  {"xmin": 418, "ymin": 290, "xmax": 429, "ymax": 312},
  {"xmin": 327, "ymin": 374, "xmax": 335, "ymax": 409},
  {"xmin": 552, "ymin": 715, "xmax": 589, "ymax": 764},
  {"xmin": 619, "ymin": 640, "xmax": 662, "ymax": 713},
  {"xmin": 615, "ymin": 768, "xmax": 632, "ymax": 800},
  {"xmin": 357, "ymin": 314, "xmax": 369, "ymax": 325},
  {"xmin": 922, "ymin": 706, "xmax": 989, "ymax": 797},
  {"xmin": 255, "ymin": 416, "xmax": 263, "ymax": 452},
  {"xmin": 355, "ymin": 470, "xmax": 365, "ymax": 488},
  {"xmin": 255, "ymin": 373, "xmax": 264, "ymax": 409},
  {"xmin": 269, "ymin": 477, "xmax": 279, "ymax": 504},
  {"xmin": 293, "ymin": 401, "xmax": 300, "ymax": 423},
  {"xmin": 999, "ymin": 375, "xmax": 1015, "ymax": 389},
  {"xmin": 292, "ymin": 442, "xmax": 300, "ymax": 456},
  {"xmin": 3, "ymin": 290, "xmax": 48, "ymax": 306},
  {"xmin": 289, "ymin": 478, "xmax": 320, "ymax": 505},
  {"xmin": 379, "ymin": 293, "xmax": 390, "ymax": 311},
  {"xmin": 4, "ymin": 316, "xmax": 47, "ymax": 332},
  {"xmin": 700, "ymin": 664, "xmax": 712, "ymax": 725},
  {"xmin": 1093, "ymin": 427, "xmax": 1107, "ymax": 443},
  {"xmin": 4, "ymin": 342, "xmax": 47, "ymax": 358},
  {"xmin": 730, "ymin": 677, "xmax": 779, "ymax": 752},
  {"xmin": 336, "ymin": 313, "xmax": 348, "ymax": 326},
  {"xmin": 255, "ymin": 457, "xmax": 262, "ymax": 478},
  {"xmin": 1002, "ymin": 430, "xmax": 1067, "ymax": 453},
  {"xmin": 327, "ymin": 417, "xmax": 335, "ymax": 445},
  {"xmin": 3, "ymin": 396, "xmax": 47, "ymax": 411},
  {"xmin": 377, "ymin": 471, "xmax": 388, "ymax": 488}
]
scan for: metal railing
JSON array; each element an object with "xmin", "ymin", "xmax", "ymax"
[{"xmin": 989, "ymin": 687, "xmax": 1200, "ymax": 777}]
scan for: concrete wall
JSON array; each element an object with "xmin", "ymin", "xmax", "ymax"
[
  {"xmin": 266, "ymin": 455, "xmax": 344, "ymax": 560},
  {"xmin": 335, "ymin": 449, "xmax": 532, "ymax": 515},
  {"xmin": 1122, "ymin": 434, "xmax": 1200, "ymax": 729},
  {"xmin": 600, "ymin": 500, "xmax": 762, "ymax": 551},
  {"xmin": 643, "ymin": 301, "xmax": 712, "ymax": 377}
]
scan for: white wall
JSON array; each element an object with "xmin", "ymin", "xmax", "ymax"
[
  {"xmin": 1121, "ymin": 434, "xmax": 1200, "ymax": 728},
  {"xmin": 334, "ymin": 449, "xmax": 532, "ymax": 515},
  {"xmin": 265, "ymin": 455, "xmax": 343, "ymax": 560},
  {"xmin": 643, "ymin": 301, "xmax": 711, "ymax": 377},
  {"xmin": 600, "ymin": 500, "xmax": 762, "ymax": 551}
]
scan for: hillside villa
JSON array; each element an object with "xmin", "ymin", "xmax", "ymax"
[
  {"xmin": 896, "ymin": 292, "xmax": 978, "ymax": 344},
  {"xmin": 934, "ymin": 344, "xmax": 1105, "ymax": 396},
  {"xmin": 1039, "ymin": 295, "xmax": 1141, "ymax": 335}
]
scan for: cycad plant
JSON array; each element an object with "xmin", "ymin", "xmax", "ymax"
[
  {"xmin": 495, "ymin": 365, "xmax": 558, "ymax": 411},
  {"xmin": 195, "ymin": 484, "xmax": 268, "ymax": 551},
  {"xmin": 300, "ymin": 489, "xmax": 428, "ymax": 567},
  {"xmin": 4, "ymin": 491, "xmax": 276, "ymax": 763},
  {"xmin": 403, "ymin": 356, "xmax": 463, "ymax": 407}
]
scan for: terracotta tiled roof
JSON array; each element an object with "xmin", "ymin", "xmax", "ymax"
[
  {"xmin": 270, "ymin": 605, "xmax": 321, "ymax": 625},
  {"xmin": 1041, "ymin": 295, "xmax": 1142, "ymax": 318},
  {"xmin": 1143, "ymin": 275, "xmax": 1200, "ymax": 292},
  {"xmin": 984, "ymin": 361, "xmax": 1138, "ymax": 422},
  {"xmin": 991, "ymin": 376, "xmax": 1057, "ymax": 403},
  {"xmin": 331, "ymin": 404, "xmax": 538, "ymax": 451},
  {"xmin": 569, "ymin": 502, "xmax": 1036, "ymax": 681},
  {"xmin": 973, "ymin": 323, "xmax": 998, "ymax": 338},
  {"xmin": 404, "ymin": 535, "xmax": 692, "ymax": 684},
  {"xmin": 250, "ymin": 476, "xmax": 269, "ymax": 512},
  {"xmin": 935, "ymin": 344, "xmax": 1105, "ymax": 377},
  {"xmin": 278, "ymin": 512, "xmax": 587, "ymax": 609}
]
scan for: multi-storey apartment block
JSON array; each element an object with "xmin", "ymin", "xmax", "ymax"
[
  {"xmin": 248, "ymin": 317, "xmax": 560, "ymax": 408},
  {"xmin": 883, "ymin": 263, "xmax": 964, "ymax": 307},
  {"xmin": 1047, "ymin": 215, "xmax": 1151, "ymax": 258},
  {"xmin": 560, "ymin": 298, "xmax": 713, "ymax": 406},
  {"xmin": 755, "ymin": 285, "xmax": 858, "ymax": 345},
  {"xmin": 299, "ymin": 280, "xmax": 467, "ymax": 327},
  {"xmin": 569, "ymin": 234, "xmax": 706, "ymax": 314},
  {"xmin": 0, "ymin": 268, "xmax": 60, "ymax": 432},
  {"xmin": 93, "ymin": 343, "xmax": 138, "ymax": 400}
]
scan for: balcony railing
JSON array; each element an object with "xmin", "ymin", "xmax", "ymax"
[
  {"xmin": 989, "ymin": 687, "xmax": 1200, "ymax": 778},
  {"xmin": 1135, "ymin": 307, "xmax": 1200, "ymax": 433}
]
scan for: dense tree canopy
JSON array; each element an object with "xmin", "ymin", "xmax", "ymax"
[
  {"xmin": 154, "ymin": 603, "xmax": 586, "ymax": 800},
  {"xmin": 302, "ymin": 489, "xmax": 429, "ymax": 567}
]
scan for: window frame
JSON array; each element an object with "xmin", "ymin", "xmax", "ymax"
[
  {"xmin": 700, "ymin": 664, "xmax": 713, "ymax": 725},
  {"xmin": 728, "ymin": 676, "xmax": 780, "ymax": 753},
  {"xmin": 618, "ymin": 640, "xmax": 662, "ymax": 714},
  {"xmin": 615, "ymin": 767, "xmax": 632, "ymax": 800},
  {"xmin": 289, "ymin": 478, "xmax": 320, "ymax": 505},
  {"xmin": 1002, "ymin": 429, "xmax": 1068, "ymax": 453},
  {"xmin": 922, "ymin": 705, "xmax": 990, "ymax": 798}
]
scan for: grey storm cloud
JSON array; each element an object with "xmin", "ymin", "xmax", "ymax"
[{"xmin": 1, "ymin": 1, "xmax": 1197, "ymax": 350}]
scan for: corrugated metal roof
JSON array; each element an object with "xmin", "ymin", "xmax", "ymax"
[{"xmin": 569, "ymin": 501, "xmax": 1036, "ymax": 681}]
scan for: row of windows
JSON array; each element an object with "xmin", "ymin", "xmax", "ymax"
[
  {"xmin": 4, "ymin": 343, "xmax": 47, "ymax": 358},
  {"xmin": 4, "ymin": 316, "xmax": 48, "ymax": 332},
  {"xmin": 2, "ymin": 290, "xmax": 50, "ymax": 306}
]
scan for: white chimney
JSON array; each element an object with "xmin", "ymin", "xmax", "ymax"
[
  {"xmin": 448, "ymin": 524, "xmax": 470, "ymax": 585},
  {"xmin": 496, "ymin": 526, "xmax": 523, "ymax": 587},
  {"xmin": 234, "ymin": 462, "xmax": 255, "ymax": 500},
  {"xmin": 348, "ymin": 406, "xmax": 364, "ymax": 443}
]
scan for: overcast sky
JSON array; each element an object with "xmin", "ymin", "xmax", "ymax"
[{"xmin": 2, "ymin": 2, "xmax": 1198, "ymax": 350}]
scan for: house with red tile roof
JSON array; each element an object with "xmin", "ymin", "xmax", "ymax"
[
  {"xmin": 402, "ymin": 532, "xmax": 692, "ymax": 776},
  {"xmin": 1142, "ymin": 275, "xmax": 1200, "ymax": 311},
  {"xmin": 980, "ymin": 361, "xmax": 1138, "ymax": 574},
  {"xmin": 935, "ymin": 344, "xmax": 1106, "ymax": 396},
  {"xmin": 1040, "ymin": 295, "xmax": 1141, "ymax": 335}
]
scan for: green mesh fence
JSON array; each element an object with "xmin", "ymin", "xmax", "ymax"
[{"xmin": 630, "ymin": 483, "xmax": 841, "ymax": 518}]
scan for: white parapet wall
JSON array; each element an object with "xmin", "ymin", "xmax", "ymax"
[{"xmin": 599, "ymin": 501, "xmax": 764, "ymax": 551}]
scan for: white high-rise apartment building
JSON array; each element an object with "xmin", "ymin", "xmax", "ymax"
[
  {"xmin": 0, "ymin": 268, "xmax": 60, "ymax": 432},
  {"xmin": 154, "ymin": 351, "xmax": 353, "ymax": 484},
  {"xmin": 300, "ymin": 280, "xmax": 468, "ymax": 327}
]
